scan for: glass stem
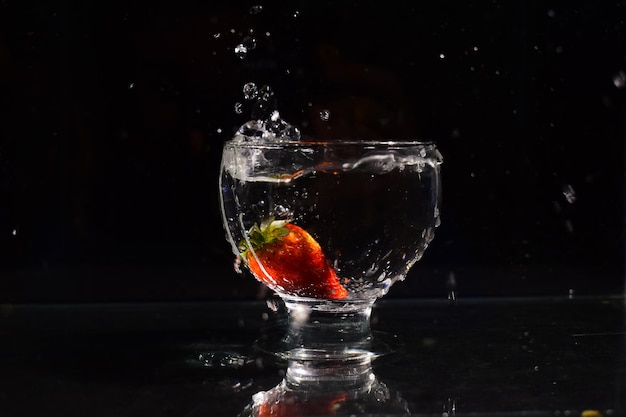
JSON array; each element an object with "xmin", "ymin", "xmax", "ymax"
[{"xmin": 281, "ymin": 298, "xmax": 376, "ymax": 358}]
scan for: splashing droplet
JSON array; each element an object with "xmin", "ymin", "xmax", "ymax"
[
  {"xmin": 249, "ymin": 5, "xmax": 263, "ymax": 14},
  {"xmin": 259, "ymin": 84, "xmax": 274, "ymax": 101},
  {"xmin": 213, "ymin": 32, "xmax": 221, "ymax": 39},
  {"xmin": 11, "ymin": 228, "xmax": 17, "ymax": 236},
  {"xmin": 439, "ymin": 53, "xmax": 445, "ymax": 59},
  {"xmin": 234, "ymin": 102, "xmax": 243, "ymax": 114},
  {"xmin": 128, "ymin": 82, "xmax": 135, "ymax": 90},
  {"xmin": 234, "ymin": 43, "xmax": 247, "ymax": 59},
  {"xmin": 242, "ymin": 83, "xmax": 258, "ymax": 100},
  {"xmin": 293, "ymin": 10, "xmax": 300, "ymax": 18},
  {"xmin": 562, "ymin": 184, "xmax": 576, "ymax": 203},
  {"xmin": 319, "ymin": 109, "xmax": 330, "ymax": 121},
  {"xmin": 613, "ymin": 70, "xmax": 626, "ymax": 89}
]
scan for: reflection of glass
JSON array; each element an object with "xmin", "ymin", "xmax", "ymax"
[
  {"xmin": 219, "ymin": 140, "xmax": 442, "ymax": 371},
  {"xmin": 240, "ymin": 357, "xmax": 409, "ymax": 417}
]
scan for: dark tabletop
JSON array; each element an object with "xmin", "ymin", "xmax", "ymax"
[{"xmin": 1, "ymin": 295, "xmax": 624, "ymax": 417}]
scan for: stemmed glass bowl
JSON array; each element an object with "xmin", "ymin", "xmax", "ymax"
[{"xmin": 219, "ymin": 139, "xmax": 442, "ymax": 376}]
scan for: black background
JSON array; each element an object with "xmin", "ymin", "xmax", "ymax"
[{"xmin": 0, "ymin": 0, "xmax": 624, "ymax": 302}]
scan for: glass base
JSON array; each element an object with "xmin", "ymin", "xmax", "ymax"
[{"xmin": 253, "ymin": 297, "xmax": 402, "ymax": 368}]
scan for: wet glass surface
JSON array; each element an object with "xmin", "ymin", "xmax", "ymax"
[{"xmin": 1, "ymin": 295, "xmax": 624, "ymax": 416}]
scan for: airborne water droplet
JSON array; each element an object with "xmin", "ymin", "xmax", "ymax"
[
  {"xmin": 249, "ymin": 5, "xmax": 263, "ymax": 14},
  {"xmin": 259, "ymin": 85, "xmax": 274, "ymax": 101},
  {"xmin": 234, "ymin": 43, "xmax": 247, "ymax": 59},
  {"xmin": 319, "ymin": 109, "xmax": 330, "ymax": 121},
  {"xmin": 562, "ymin": 184, "xmax": 576, "ymax": 203},
  {"xmin": 234, "ymin": 102, "xmax": 243, "ymax": 114},
  {"xmin": 613, "ymin": 70, "xmax": 626, "ymax": 89},
  {"xmin": 242, "ymin": 82, "xmax": 258, "ymax": 100},
  {"xmin": 242, "ymin": 36, "xmax": 257, "ymax": 50}
]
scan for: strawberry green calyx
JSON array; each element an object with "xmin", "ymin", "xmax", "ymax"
[{"xmin": 239, "ymin": 218, "xmax": 290, "ymax": 262}]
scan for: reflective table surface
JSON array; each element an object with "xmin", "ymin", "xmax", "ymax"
[{"xmin": 1, "ymin": 295, "xmax": 625, "ymax": 416}]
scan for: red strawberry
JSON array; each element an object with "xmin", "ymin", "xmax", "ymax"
[{"xmin": 240, "ymin": 219, "xmax": 348, "ymax": 299}]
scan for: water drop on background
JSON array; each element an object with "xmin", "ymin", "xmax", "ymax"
[
  {"xmin": 613, "ymin": 70, "xmax": 626, "ymax": 89},
  {"xmin": 319, "ymin": 109, "xmax": 330, "ymax": 121}
]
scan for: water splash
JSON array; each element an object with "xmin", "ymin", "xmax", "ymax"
[{"xmin": 234, "ymin": 83, "xmax": 301, "ymax": 142}]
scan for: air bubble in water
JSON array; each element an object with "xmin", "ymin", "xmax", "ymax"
[
  {"xmin": 613, "ymin": 70, "xmax": 626, "ymax": 89},
  {"xmin": 234, "ymin": 102, "xmax": 243, "ymax": 114},
  {"xmin": 249, "ymin": 5, "xmax": 263, "ymax": 14},
  {"xmin": 234, "ymin": 43, "xmax": 247, "ymax": 59},
  {"xmin": 319, "ymin": 109, "xmax": 330, "ymax": 121},
  {"xmin": 275, "ymin": 204, "xmax": 292, "ymax": 218},
  {"xmin": 243, "ymin": 82, "xmax": 258, "ymax": 100}
]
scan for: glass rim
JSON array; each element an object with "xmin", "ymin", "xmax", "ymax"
[{"xmin": 223, "ymin": 139, "xmax": 437, "ymax": 147}]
